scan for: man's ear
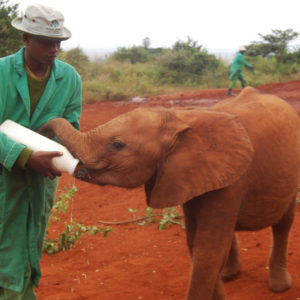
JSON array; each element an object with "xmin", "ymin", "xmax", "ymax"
[{"xmin": 23, "ymin": 33, "xmax": 29, "ymax": 45}]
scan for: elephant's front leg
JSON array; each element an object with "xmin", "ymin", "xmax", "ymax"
[
  {"xmin": 221, "ymin": 233, "xmax": 241, "ymax": 281},
  {"xmin": 183, "ymin": 190, "xmax": 241, "ymax": 300}
]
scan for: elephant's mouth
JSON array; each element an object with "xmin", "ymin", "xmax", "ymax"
[
  {"xmin": 74, "ymin": 167, "xmax": 92, "ymax": 182},
  {"xmin": 74, "ymin": 164, "xmax": 109, "ymax": 186},
  {"xmin": 74, "ymin": 159, "xmax": 109, "ymax": 184}
]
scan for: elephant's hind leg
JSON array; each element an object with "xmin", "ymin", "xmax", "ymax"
[
  {"xmin": 212, "ymin": 276, "xmax": 226, "ymax": 300},
  {"xmin": 221, "ymin": 233, "xmax": 241, "ymax": 281},
  {"xmin": 268, "ymin": 198, "xmax": 296, "ymax": 292}
]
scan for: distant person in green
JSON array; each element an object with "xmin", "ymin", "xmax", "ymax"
[
  {"xmin": 227, "ymin": 46, "xmax": 253, "ymax": 96},
  {"xmin": 0, "ymin": 4, "xmax": 81, "ymax": 299}
]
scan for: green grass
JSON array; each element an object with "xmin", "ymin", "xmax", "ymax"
[{"xmin": 78, "ymin": 56, "xmax": 300, "ymax": 104}]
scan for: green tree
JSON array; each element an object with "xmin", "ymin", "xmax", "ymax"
[
  {"xmin": 112, "ymin": 46, "xmax": 151, "ymax": 64},
  {"xmin": 157, "ymin": 37, "xmax": 220, "ymax": 84},
  {"xmin": 246, "ymin": 29, "xmax": 299, "ymax": 61},
  {"xmin": 0, "ymin": 0, "xmax": 23, "ymax": 57},
  {"xmin": 281, "ymin": 47, "xmax": 300, "ymax": 64},
  {"xmin": 58, "ymin": 47, "xmax": 90, "ymax": 79}
]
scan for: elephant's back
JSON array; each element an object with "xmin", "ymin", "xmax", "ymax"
[
  {"xmin": 214, "ymin": 87, "xmax": 300, "ymax": 146},
  {"xmin": 226, "ymin": 88, "xmax": 300, "ymax": 229}
]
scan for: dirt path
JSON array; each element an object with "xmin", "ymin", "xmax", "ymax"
[{"xmin": 36, "ymin": 82, "xmax": 300, "ymax": 300}]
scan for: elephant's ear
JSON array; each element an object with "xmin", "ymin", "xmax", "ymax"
[{"xmin": 145, "ymin": 110, "xmax": 254, "ymax": 209}]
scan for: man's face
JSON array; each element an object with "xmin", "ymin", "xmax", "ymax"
[{"xmin": 23, "ymin": 34, "xmax": 61, "ymax": 66}]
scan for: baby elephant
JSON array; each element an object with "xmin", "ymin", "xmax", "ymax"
[{"xmin": 40, "ymin": 87, "xmax": 300, "ymax": 299}]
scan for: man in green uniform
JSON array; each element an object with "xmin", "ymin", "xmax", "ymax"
[
  {"xmin": 0, "ymin": 4, "xmax": 81, "ymax": 299},
  {"xmin": 227, "ymin": 46, "xmax": 253, "ymax": 96}
]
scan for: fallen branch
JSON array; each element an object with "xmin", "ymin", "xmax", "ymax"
[{"xmin": 98, "ymin": 214, "xmax": 184, "ymax": 225}]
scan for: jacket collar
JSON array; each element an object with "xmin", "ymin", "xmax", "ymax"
[{"xmin": 14, "ymin": 48, "xmax": 64, "ymax": 125}]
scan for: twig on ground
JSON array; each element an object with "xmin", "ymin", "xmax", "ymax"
[{"xmin": 98, "ymin": 214, "xmax": 184, "ymax": 225}]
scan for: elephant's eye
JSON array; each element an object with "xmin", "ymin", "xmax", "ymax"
[{"xmin": 108, "ymin": 140, "xmax": 125, "ymax": 151}]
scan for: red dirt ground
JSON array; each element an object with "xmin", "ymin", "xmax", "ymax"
[{"xmin": 36, "ymin": 82, "xmax": 300, "ymax": 300}]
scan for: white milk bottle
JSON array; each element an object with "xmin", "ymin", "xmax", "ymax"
[{"xmin": 0, "ymin": 120, "xmax": 79, "ymax": 175}]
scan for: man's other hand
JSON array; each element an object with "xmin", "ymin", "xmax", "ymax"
[{"xmin": 27, "ymin": 151, "xmax": 63, "ymax": 179}]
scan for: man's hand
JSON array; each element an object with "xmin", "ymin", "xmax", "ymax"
[{"xmin": 27, "ymin": 151, "xmax": 63, "ymax": 179}]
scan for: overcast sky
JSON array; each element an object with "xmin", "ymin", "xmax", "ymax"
[{"xmin": 12, "ymin": 0, "xmax": 300, "ymax": 53}]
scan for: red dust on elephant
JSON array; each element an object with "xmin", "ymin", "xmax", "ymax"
[{"xmin": 39, "ymin": 87, "xmax": 300, "ymax": 300}]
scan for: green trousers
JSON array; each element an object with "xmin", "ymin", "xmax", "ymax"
[
  {"xmin": 0, "ymin": 264, "xmax": 36, "ymax": 300},
  {"xmin": 229, "ymin": 70, "xmax": 246, "ymax": 89}
]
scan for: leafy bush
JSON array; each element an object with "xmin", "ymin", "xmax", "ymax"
[
  {"xmin": 282, "ymin": 47, "xmax": 300, "ymax": 64},
  {"xmin": 156, "ymin": 38, "xmax": 221, "ymax": 85},
  {"xmin": 112, "ymin": 46, "xmax": 151, "ymax": 64}
]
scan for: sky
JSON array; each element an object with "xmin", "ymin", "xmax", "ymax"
[{"xmin": 11, "ymin": 0, "xmax": 300, "ymax": 54}]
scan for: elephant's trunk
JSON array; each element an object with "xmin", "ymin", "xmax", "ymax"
[{"xmin": 39, "ymin": 118, "xmax": 89, "ymax": 164}]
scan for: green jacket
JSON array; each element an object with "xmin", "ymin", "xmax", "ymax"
[
  {"xmin": 0, "ymin": 48, "xmax": 82, "ymax": 292},
  {"xmin": 230, "ymin": 52, "xmax": 252, "ymax": 74}
]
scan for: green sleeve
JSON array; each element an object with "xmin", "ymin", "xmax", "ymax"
[
  {"xmin": 0, "ymin": 131, "xmax": 26, "ymax": 171},
  {"xmin": 240, "ymin": 55, "xmax": 252, "ymax": 68}
]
